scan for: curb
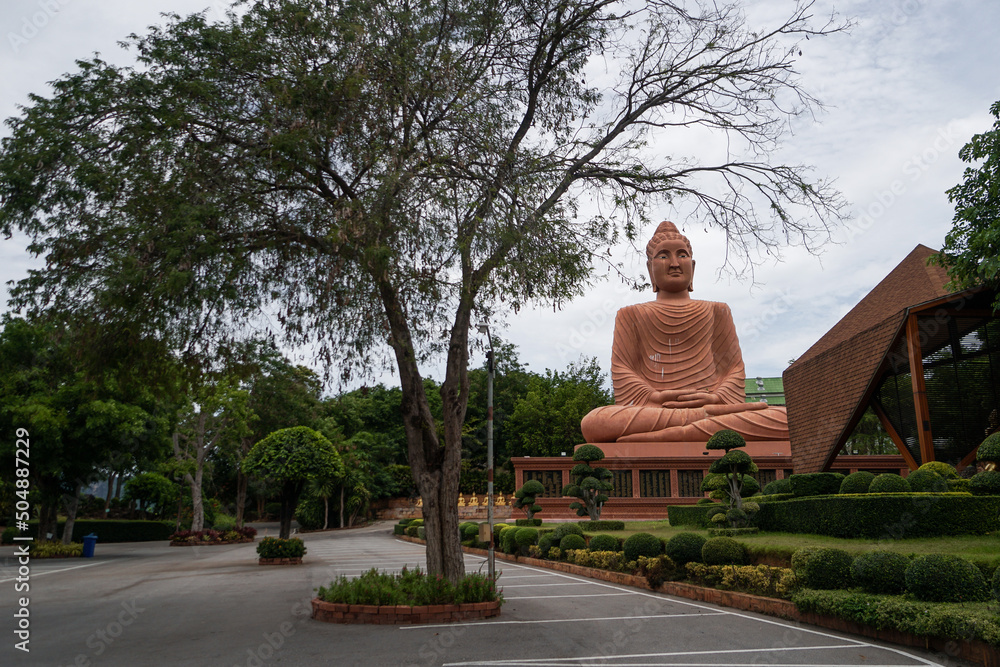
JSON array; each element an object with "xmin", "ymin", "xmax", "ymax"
[{"xmin": 311, "ymin": 598, "xmax": 501, "ymax": 625}]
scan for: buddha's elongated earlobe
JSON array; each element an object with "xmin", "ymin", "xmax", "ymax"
[
  {"xmin": 688, "ymin": 259, "xmax": 695, "ymax": 292},
  {"xmin": 647, "ymin": 260, "xmax": 658, "ymax": 293}
]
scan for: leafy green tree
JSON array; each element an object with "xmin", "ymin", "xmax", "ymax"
[
  {"xmin": 123, "ymin": 472, "xmax": 177, "ymax": 519},
  {"xmin": 561, "ymin": 444, "xmax": 612, "ymax": 520},
  {"xmin": 0, "ymin": 0, "xmax": 847, "ymax": 579},
  {"xmin": 242, "ymin": 426, "xmax": 344, "ymax": 538},
  {"xmin": 934, "ymin": 100, "xmax": 1000, "ymax": 307},
  {"xmin": 705, "ymin": 430, "xmax": 757, "ymax": 512}
]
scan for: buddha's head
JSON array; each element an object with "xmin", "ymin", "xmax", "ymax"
[{"xmin": 646, "ymin": 221, "xmax": 695, "ymax": 295}]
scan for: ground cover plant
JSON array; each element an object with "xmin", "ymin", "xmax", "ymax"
[
  {"xmin": 256, "ymin": 536, "xmax": 307, "ymax": 559},
  {"xmin": 317, "ymin": 567, "xmax": 502, "ymax": 606}
]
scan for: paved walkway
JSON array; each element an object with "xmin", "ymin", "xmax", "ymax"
[{"xmin": 0, "ymin": 523, "xmax": 974, "ymax": 666}]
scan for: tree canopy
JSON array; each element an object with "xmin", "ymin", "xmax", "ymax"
[{"xmin": 0, "ymin": 0, "xmax": 848, "ymax": 579}]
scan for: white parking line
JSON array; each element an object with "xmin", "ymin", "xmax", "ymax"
[
  {"xmin": 501, "ymin": 582, "xmax": 602, "ymax": 588},
  {"xmin": 400, "ymin": 611, "xmax": 727, "ymax": 631},
  {"xmin": 504, "ymin": 593, "xmax": 634, "ymax": 600},
  {"xmin": 0, "ymin": 560, "xmax": 108, "ymax": 583}
]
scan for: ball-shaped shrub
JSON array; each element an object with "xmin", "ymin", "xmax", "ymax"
[
  {"xmin": 559, "ymin": 534, "xmax": 587, "ymax": 551},
  {"xmin": 969, "ymin": 470, "xmax": 1000, "ymax": 496},
  {"xmin": 696, "ymin": 498, "xmax": 717, "ymax": 505},
  {"xmin": 710, "ymin": 512, "xmax": 728, "ymax": 524},
  {"xmin": 706, "ymin": 429, "xmax": 746, "ymax": 452},
  {"xmin": 917, "ymin": 460, "xmax": 960, "ymax": 479},
  {"xmin": 538, "ymin": 533, "xmax": 558, "ymax": 556},
  {"xmin": 701, "ymin": 537, "xmax": 745, "ymax": 565},
  {"xmin": 905, "ymin": 468, "xmax": 948, "ymax": 493},
  {"xmin": 790, "ymin": 547, "xmax": 821, "ymax": 577},
  {"xmin": 515, "ymin": 527, "xmax": 539, "ymax": 547},
  {"xmin": 665, "ymin": 533, "xmax": 707, "ymax": 566},
  {"xmin": 461, "ymin": 523, "xmax": 480, "ymax": 540},
  {"xmin": 838, "ymin": 471, "xmax": 875, "ymax": 495},
  {"xmin": 623, "ymin": 533, "xmax": 662, "ymax": 561},
  {"xmin": 726, "ymin": 508, "xmax": 748, "ymax": 523},
  {"xmin": 868, "ymin": 473, "xmax": 911, "ymax": 494},
  {"xmin": 977, "ymin": 432, "xmax": 1000, "ymax": 463},
  {"xmin": 850, "ymin": 550, "xmax": 911, "ymax": 594},
  {"xmin": 551, "ymin": 523, "xmax": 585, "ymax": 541},
  {"xmin": 905, "ymin": 554, "xmax": 990, "ymax": 602},
  {"xmin": 801, "ymin": 548, "xmax": 853, "ymax": 589},
  {"xmin": 588, "ymin": 534, "xmax": 620, "ymax": 552},
  {"xmin": 499, "ymin": 526, "xmax": 520, "ymax": 554},
  {"xmin": 762, "ymin": 478, "xmax": 792, "ymax": 495}
]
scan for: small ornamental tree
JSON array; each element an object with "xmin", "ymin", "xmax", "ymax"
[
  {"xmin": 513, "ymin": 480, "xmax": 544, "ymax": 520},
  {"xmin": 123, "ymin": 472, "xmax": 177, "ymax": 519},
  {"xmin": 242, "ymin": 426, "xmax": 344, "ymax": 539},
  {"xmin": 705, "ymin": 430, "xmax": 757, "ymax": 513},
  {"xmin": 561, "ymin": 445, "xmax": 612, "ymax": 521}
]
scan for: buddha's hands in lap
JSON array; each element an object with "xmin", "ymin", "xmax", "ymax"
[{"xmin": 647, "ymin": 390, "xmax": 771, "ymax": 412}]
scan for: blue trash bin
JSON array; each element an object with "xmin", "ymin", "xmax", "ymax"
[{"xmin": 82, "ymin": 533, "xmax": 98, "ymax": 558}]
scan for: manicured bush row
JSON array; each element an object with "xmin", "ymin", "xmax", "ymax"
[
  {"xmin": 761, "ymin": 478, "xmax": 792, "ymax": 495},
  {"xmin": 664, "ymin": 533, "xmax": 706, "ymax": 566},
  {"xmin": 588, "ymin": 534, "xmax": 620, "ymax": 552},
  {"xmin": 559, "ymin": 534, "xmax": 586, "ymax": 551},
  {"xmin": 838, "ymin": 471, "xmax": 875, "ymax": 494},
  {"xmin": 850, "ymin": 550, "xmax": 910, "ymax": 594},
  {"xmin": 579, "ymin": 520, "xmax": 626, "ymax": 531},
  {"xmin": 788, "ymin": 472, "xmax": 844, "ymax": 497},
  {"xmin": 701, "ymin": 537, "xmax": 745, "ymax": 565},
  {"xmin": 666, "ymin": 505, "xmax": 714, "ymax": 527},
  {"xmin": 515, "ymin": 518, "xmax": 543, "ymax": 526},
  {"xmin": 801, "ymin": 548, "xmax": 852, "ymax": 589},
  {"xmin": 623, "ymin": 533, "xmax": 661, "ymax": 561},
  {"xmin": 25, "ymin": 519, "xmax": 176, "ymax": 543},
  {"xmin": 754, "ymin": 493, "xmax": 1000, "ymax": 538},
  {"xmin": 868, "ymin": 473, "xmax": 910, "ymax": 494},
  {"xmin": 905, "ymin": 554, "xmax": 991, "ymax": 603}
]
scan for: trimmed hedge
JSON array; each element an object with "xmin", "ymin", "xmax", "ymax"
[
  {"xmin": 550, "ymin": 523, "xmax": 584, "ymax": 541},
  {"xmin": 754, "ymin": 493, "xmax": 999, "ymax": 538},
  {"xmin": 868, "ymin": 473, "xmax": 911, "ymax": 494},
  {"xmin": 701, "ymin": 537, "xmax": 745, "ymax": 565},
  {"xmin": 538, "ymin": 532, "xmax": 558, "ymax": 555},
  {"xmin": 667, "ymin": 505, "xmax": 713, "ymax": 527},
  {"xmin": 588, "ymin": 534, "xmax": 621, "ymax": 552},
  {"xmin": 664, "ymin": 533, "xmax": 706, "ymax": 566},
  {"xmin": 623, "ymin": 532, "xmax": 662, "ymax": 561},
  {"xmin": 801, "ymin": 548, "xmax": 853, "ymax": 589},
  {"xmin": 905, "ymin": 468, "xmax": 948, "ymax": 493},
  {"xmin": 906, "ymin": 554, "xmax": 991, "ymax": 603},
  {"xmin": 994, "ymin": 566, "xmax": 1000, "ymax": 604},
  {"xmin": 515, "ymin": 518, "xmax": 543, "ymax": 526},
  {"xmin": 838, "ymin": 471, "xmax": 875, "ymax": 495},
  {"xmin": 559, "ymin": 534, "xmax": 586, "ymax": 551},
  {"xmin": 788, "ymin": 472, "xmax": 843, "ymax": 497},
  {"xmin": 970, "ymin": 470, "xmax": 1000, "ymax": 495},
  {"xmin": 499, "ymin": 525, "xmax": 520, "ymax": 554},
  {"xmin": 579, "ymin": 520, "xmax": 625, "ymax": 531},
  {"xmin": 850, "ymin": 550, "xmax": 910, "ymax": 594},
  {"xmin": 514, "ymin": 527, "xmax": 539, "ymax": 547},
  {"xmin": 27, "ymin": 519, "xmax": 175, "ymax": 543},
  {"xmin": 761, "ymin": 478, "xmax": 792, "ymax": 495}
]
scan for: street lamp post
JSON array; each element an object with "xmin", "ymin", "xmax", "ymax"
[{"xmin": 476, "ymin": 323, "xmax": 495, "ymax": 582}]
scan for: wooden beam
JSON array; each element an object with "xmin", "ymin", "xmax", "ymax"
[
  {"xmin": 871, "ymin": 402, "xmax": 920, "ymax": 471},
  {"xmin": 906, "ymin": 315, "xmax": 935, "ymax": 465}
]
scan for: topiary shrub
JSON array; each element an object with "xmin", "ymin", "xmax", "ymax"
[
  {"xmin": 622, "ymin": 532, "xmax": 662, "ymax": 561},
  {"xmin": 701, "ymin": 536, "xmax": 745, "ymax": 565},
  {"xmin": 461, "ymin": 523, "xmax": 481, "ymax": 541},
  {"xmin": 947, "ymin": 478, "xmax": 972, "ymax": 493},
  {"xmin": 977, "ymin": 432, "xmax": 1000, "ymax": 464},
  {"xmin": 762, "ymin": 478, "xmax": 792, "ymax": 495},
  {"xmin": 850, "ymin": 550, "xmax": 910, "ymax": 594},
  {"xmin": 790, "ymin": 547, "xmax": 821, "ymax": 578},
  {"xmin": 905, "ymin": 554, "xmax": 991, "ymax": 602},
  {"xmin": 706, "ymin": 429, "xmax": 746, "ymax": 453},
  {"xmin": 868, "ymin": 473, "xmax": 911, "ymax": 494},
  {"xmin": 838, "ymin": 471, "xmax": 875, "ymax": 495},
  {"xmin": 559, "ymin": 534, "xmax": 586, "ymax": 551},
  {"xmin": 905, "ymin": 468, "xmax": 948, "ymax": 493},
  {"xmin": 801, "ymin": 548, "xmax": 853, "ymax": 589},
  {"xmin": 515, "ymin": 518, "xmax": 543, "ymax": 526},
  {"xmin": 562, "ymin": 445, "xmax": 613, "ymax": 520},
  {"xmin": 696, "ymin": 497, "xmax": 717, "ymax": 505},
  {"xmin": 665, "ymin": 532, "xmax": 707, "ymax": 566},
  {"xmin": 551, "ymin": 523, "xmax": 585, "ymax": 541},
  {"xmin": 588, "ymin": 534, "xmax": 620, "ymax": 552},
  {"xmin": 514, "ymin": 527, "xmax": 539, "ymax": 549},
  {"xmin": 969, "ymin": 470, "xmax": 1000, "ymax": 495},
  {"xmin": 918, "ymin": 461, "xmax": 960, "ymax": 479},
  {"xmin": 499, "ymin": 525, "xmax": 520, "ymax": 554},
  {"xmin": 579, "ymin": 520, "xmax": 625, "ymax": 531},
  {"xmin": 538, "ymin": 533, "xmax": 558, "ymax": 557},
  {"xmin": 789, "ymin": 472, "xmax": 844, "ymax": 497}
]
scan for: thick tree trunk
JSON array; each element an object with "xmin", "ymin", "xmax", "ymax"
[
  {"xmin": 323, "ymin": 496, "xmax": 329, "ymax": 530},
  {"xmin": 114, "ymin": 472, "xmax": 124, "ymax": 500},
  {"xmin": 188, "ymin": 467, "xmax": 204, "ymax": 532},
  {"xmin": 104, "ymin": 473, "xmax": 115, "ymax": 511},
  {"xmin": 235, "ymin": 472, "xmax": 248, "ymax": 528},
  {"xmin": 278, "ymin": 481, "xmax": 299, "ymax": 539},
  {"xmin": 339, "ymin": 486, "xmax": 344, "ymax": 529},
  {"xmin": 61, "ymin": 484, "xmax": 82, "ymax": 545},
  {"xmin": 37, "ymin": 503, "xmax": 58, "ymax": 542}
]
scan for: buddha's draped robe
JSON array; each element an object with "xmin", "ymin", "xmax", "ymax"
[{"xmin": 581, "ymin": 301, "xmax": 789, "ymax": 442}]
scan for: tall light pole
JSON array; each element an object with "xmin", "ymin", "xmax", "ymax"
[{"xmin": 476, "ymin": 322, "xmax": 495, "ymax": 581}]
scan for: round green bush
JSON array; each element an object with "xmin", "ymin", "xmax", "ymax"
[
  {"xmin": 588, "ymin": 534, "xmax": 620, "ymax": 552},
  {"xmin": 905, "ymin": 468, "xmax": 948, "ymax": 493},
  {"xmin": 696, "ymin": 498, "xmax": 717, "ymax": 505},
  {"xmin": 850, "ymin": 550, "xmax": 911, "ymax": 594},
  {"xmin": 551, "ymin": 523, "xmax": 585, "ymax": 541},
  {"xmin": 725, "ymin": 508, "xmax": 747, "ymax": 523},
  {"xmin": 993, "ymin": 565, "xmax": 1000, "ymax": 604},
  {"xmin": 701, "ymin": 537, "xmax": 745, "ymax": 565},
  {"xmin": 791, "ymin": 547, "xmax": 822, "ymax": 578},
  {"xmin": 905, "ymin": 554, "xmax": 990, "ymax": 602},
  {"xmin": 838, "ymin": 471, "xmax": 875, "ymax": 495},
  {"xmin": 868, "ymin": 473, "xmax": 911, "ymax": 494},
  {"xmin": 538, "ymin": 533, "xmax": 558, "ymax": 556},
  {"xmin": 802, "ymin": 548, "xmax": 853, "ymax": 589},
  {"xmin": 705, "ymin": 506, "xmax": 727, "ymax": 522},
  {"xmin": 623, "ymin": 532, "xmax": 662, "ymax": 561},
  {"xmin": 917, "ymin": 461, "xmax": 960, "ymax": 479},
  {"xmin": 762, "ymin": 478, "xmax": 792, "ymax": 495},
  {"xmin": 499, "ymin": 525, "xmax": 520, "ymax": 554},
  {"xmin": 977, "ymin": 432, "xmax": 1000, "ymax": 463},
  {"xmin": 665, "ymin": 532, "xmax": 707, "ymax": 566},
  {"xmin": 969, "ymin": 470, "xmax": 1000, "ymax": 495},
  {"xmin": 514, "ymin": 527, "xmax": 539, "ymax": 547},
  {"xmin": 706, "ymin": 429, "xmax": 746, "ymax": 451},
  {"xmin": 461, "ymin": 523, "xmax": 480, "ymax": 540},
  {"xmin": 559, "ymin": 534, "xmax": 586, "ymax": 551}
]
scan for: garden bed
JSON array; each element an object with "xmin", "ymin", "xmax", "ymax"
[
  {"xmin": 259, "ymin": 557, "xmax": 303, "ymax": 565},
  {"xmin": 311, "ymin": 598, "xmax": 501, "ymax": 624}
]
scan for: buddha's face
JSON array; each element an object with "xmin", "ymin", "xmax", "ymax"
[{"xmin": 648, "ymin": 239, "xmax": 694, "ymax": 294}]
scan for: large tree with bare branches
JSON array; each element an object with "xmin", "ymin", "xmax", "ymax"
[{"xmin": 0, "ymin": 0, "xmax": 846, "ymax": 581}]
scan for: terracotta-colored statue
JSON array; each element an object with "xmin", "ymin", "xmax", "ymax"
[{"xmin": 581, "ymin": 221, "xmax": 789, "ymax": 443}]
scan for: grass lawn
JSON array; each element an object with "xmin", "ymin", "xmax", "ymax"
[{"xmin": 535, "ymin": 520, "xmax": 1000, "ymax": 567}]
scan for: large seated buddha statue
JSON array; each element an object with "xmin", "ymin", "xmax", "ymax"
[{"xmin": 581, "ymin": 221, "xmax": 789, "ymax": 444}]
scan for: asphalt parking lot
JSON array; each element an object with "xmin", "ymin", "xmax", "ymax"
[{"xmin": 0, "ymin": 523, "xmax": 975, "ymax": 666}]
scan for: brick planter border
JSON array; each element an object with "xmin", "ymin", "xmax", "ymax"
[
  {"xmin": 258, "ymin": 557, "xmax": 303, "ymax": 565},
  {"xmin": 311, "ymin": 598, "xmax": 501, "ymax": 625},
  {"xmin": 398, "ymin": 535, "xmax": 999, "ymax": 666},
  {"xmin": 170, "ymin": 538, "xmax": 255, "ymax": 547}
]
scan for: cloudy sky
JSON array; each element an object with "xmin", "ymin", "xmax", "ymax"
[{"xmin": 2, "ymin": 0, "xmax": 999, "ymax": 391}]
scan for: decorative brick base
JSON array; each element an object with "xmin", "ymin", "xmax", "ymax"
[
  {"xmin": 311, "ymin": 598, "xmax": 501, "ymax": 625},
  {"xmin": 258, "ymin": 557, "xmax": 303, "ymax": 565}
]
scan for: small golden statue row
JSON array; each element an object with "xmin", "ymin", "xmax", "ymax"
[{"xmin": 415, "ymin": 494, "xmax": 508, "ymax": 507}]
